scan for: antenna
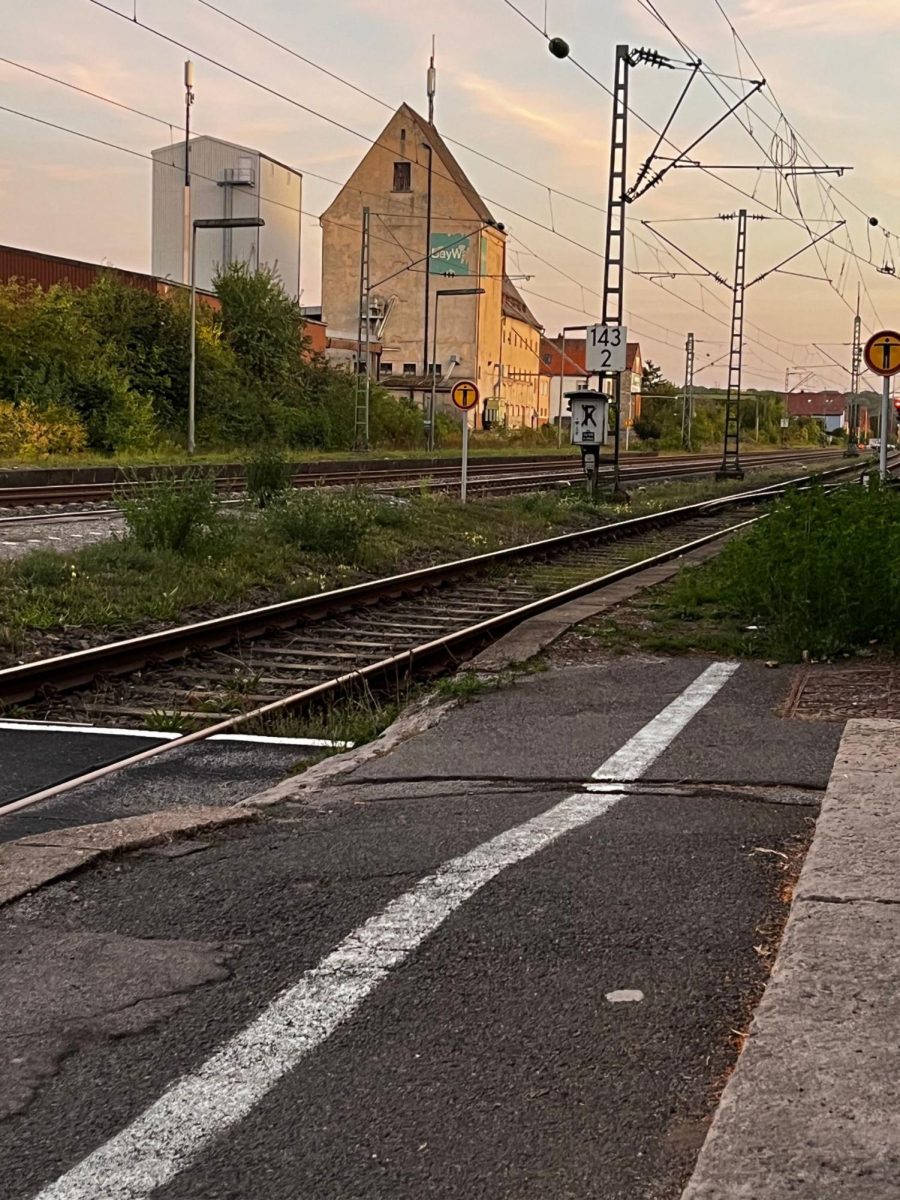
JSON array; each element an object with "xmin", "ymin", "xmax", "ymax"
[{"xmin": 427, "ymin": 37, "xmax": 436, "ymax": 124}]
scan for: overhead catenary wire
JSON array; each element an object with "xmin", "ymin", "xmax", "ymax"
[
  {"xmin": 21, "ymin": 21, "xmax": 801, "ymax": 366},
  {"xmin": 3, "ymin": 18, "xmax": 839, "ymax": 386}
]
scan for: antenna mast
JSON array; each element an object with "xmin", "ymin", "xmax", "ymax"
[{"xmin": 427, "ymin": 37, "xmax": 436, "ymax": 124}]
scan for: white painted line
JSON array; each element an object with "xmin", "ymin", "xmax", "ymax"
[
  {"xmin": 0, "ymin": 720, "xmax": 351, "ymax": 750},
  {"xmin": 591, "ymin": 661, "xmax": 738, "ymax": 781},
  {"xmin": 33, "ymin": 661, "xmax": 739, "ymax": 1200}
]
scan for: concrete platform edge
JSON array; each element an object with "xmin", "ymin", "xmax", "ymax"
[
  {"xmin": 680, "ymin": 717, "xmax": 900, "ymax": 1199},
  {"xmin": 0, "ymin": 806, "xmax": 258, "ymax": 907}
]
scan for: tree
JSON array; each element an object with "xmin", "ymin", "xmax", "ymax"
[{"xmin": 641, "ymin": 360, "xmax": 678, "ymax": 396}]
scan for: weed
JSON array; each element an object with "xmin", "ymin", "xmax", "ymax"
[
  {"xmin": 145, "ymin": 708, "xmax": 201, "ymax": 733},
  {"xmin": 245, "ymin": 446, "xmax": 292, "ymax": 508},
  {"xmin": 265, "ymin": 488, "xmax": 376, "ymax": 562},
  {"xmin": 118, "ymin": 469, "xmax": 219, "ymax": 555}
]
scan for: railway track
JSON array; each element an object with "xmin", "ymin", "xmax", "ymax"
[
  {"xmin": 0, "ymin": 456, "xmax": 877, "ymax": 818},
  {"xmin": 0, "ymin": 448, "xmax": 843, "ymax": 525}
]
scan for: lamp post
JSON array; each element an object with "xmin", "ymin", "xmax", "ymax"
[
  {"xmin": 189, "ymin": 216, "xmax": 265, "ymax": 455},
  {"xmin": 429, "ymin": 288, "xmax": 485, "ymax": 453}
]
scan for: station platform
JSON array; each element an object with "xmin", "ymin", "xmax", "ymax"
[{"xmin": 0, "ymin": 653, "xmax": 896, "ymax": 1199}]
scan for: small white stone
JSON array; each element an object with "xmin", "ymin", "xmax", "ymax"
[{"xmin": 605, "ymin": 988, "xmax": 644, "ymax": 1003}]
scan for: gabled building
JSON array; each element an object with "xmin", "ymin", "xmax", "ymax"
[
  {"xmin": 787, "ymin": 390, "xmax": 870, "ymax": 436},
  {"xmin": 540, "ymin": 334, "xmax": 643, "ymax": 435},
  {"xmin": 320, "ymin": 103, "xmax": 546, "ymax": 428}
]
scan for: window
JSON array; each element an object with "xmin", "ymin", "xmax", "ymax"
[
  {"xmin": 392, "ymin": 161, "xmax": 411, "ymax": 192},
  {"xmin": 379, "ymin": 362, "xmax": 394, "ymax": 378},
  {"xmin": 427, "ymin": 363, "xmax": 442, "ymax": 377},
  {"xmin": 402, "ymin": 362, "xmax": 417, "ymax": 375}
]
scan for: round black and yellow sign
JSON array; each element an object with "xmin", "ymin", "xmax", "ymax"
[
  {"xmin": 864, "ymin": 330, "xmax": 900, "ymax": 377},
  {"xmin": 451, "ymin": 380, "xmax": 480, "ymax": 411}
]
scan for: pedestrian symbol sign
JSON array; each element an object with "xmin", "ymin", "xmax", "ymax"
[
  {"xmin": 451, "ymin": 380, "xmax": 479, "ymax": 411},
  {"xmin": 569, "ymin": 391, "xmax": 609, "ymax": 447},
  {"xmin": 864, "ymin": 330, "xmax": 900, "ymax": 377}
]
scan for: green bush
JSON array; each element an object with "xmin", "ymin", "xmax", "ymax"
[
  {"xmin": 118, "ymin": 470, "xmax": 219, "ymax": 555},
  {"xmin": 265, "ymin": 489, "xmax": 375, "ymax": 561},
  {"xmin": 705, "ymin": 482, "xmax": 900, "ymax": 658}
]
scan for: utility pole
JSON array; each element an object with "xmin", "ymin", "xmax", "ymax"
[
  {"xmin": 600, "ymin": 45, "xmax": 631, "ymax": 494},
  {"xmin": 182, "ymin": 61, "xmax": 194, "ymax": 286},
  {"xmin": 681, "ymin": 332, "xmax": 695, "ymax": 449},
  {"xmin": 849, "ymin": 288, "xmax": 862, "ymax": 446},
  {"xmin": 718, "ymin": 209, "xmax": 748, "ymax": 478},
  {"xmin": 355, "ymin": 207, "xmax": 371, "ymax": 451}
]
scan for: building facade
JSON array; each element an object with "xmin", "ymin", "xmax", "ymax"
[
  {"xmin": 498, "ymin": 280, "xmax": 548, "ymax": 427},
  {"xmin": 541, "ymin": 334, "xmax": 642, "ymax": 437},
  {"xmin": 320, "ymin": 104, "xmax": 546, "ymax": 429},
  {"xmin": 151, "ymin": 136, "xmax": 303, "ymax": 298},
  {"xmin": 787, "ymin": 391, "xmax": 871, "ymax": 437}
]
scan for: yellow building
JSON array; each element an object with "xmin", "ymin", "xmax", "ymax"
[
  {"xmin": 319, "ymin": 103, "xmax": 546, "ymax": 428},
  {"xmin": 496, "ymin": 279, "xmax": 549, "ymax": 428}
]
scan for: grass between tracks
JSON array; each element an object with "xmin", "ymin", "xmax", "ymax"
[
  {"xmin": 0, "ymin": 467, "xmax": 808, "ymax": 667},
  {"xmin": 578, "ymin": 481, "xmax": 900, "ymax": 663}
]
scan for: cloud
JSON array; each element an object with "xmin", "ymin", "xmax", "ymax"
[
  {"xmin": 737, "ymin": 0, "xmax": 900, "ymax": 33},
  {"xmin": 459, "ymin": 76, "xmax": 604, "ymax": 160}
]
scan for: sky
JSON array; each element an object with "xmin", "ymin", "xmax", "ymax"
[{"xmin": 2, "ymin": 0, "xmax": 900, "ymax": 390}]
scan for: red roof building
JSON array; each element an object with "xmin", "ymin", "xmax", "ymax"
[
  {"xmin": 787, "ymin": 391, "xmax": 870, "ymax": 436},
  {"xmin": 540, "ymin": 334, "xmax": 643, "ymax": 431}
]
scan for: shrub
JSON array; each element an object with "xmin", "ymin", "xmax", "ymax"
[
  {"xmin": 0, "ymin": 399, "xmax": 88, "ymax": 457},
  {"xmin": 246, "ymin": 446, "xmax": 292, "ymax": 508},
  {"xmin": 265, "ymin": 489, "xmax": 375, "ymax": 561},
  {"xmin": 633, "ymin": 418, "xmax": 661, "ymax": 443},
  {"xmin": 118, "ymin": 470, "xmax": 219, "ymax": 554},
  {"xmin": 709, "ymin": 482, "xmax": 900, "ymax": 658}
]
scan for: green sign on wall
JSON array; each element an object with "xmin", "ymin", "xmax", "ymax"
[{"xmin": 429, "ymin": 233, "xmax": 472, "ymax": 276}]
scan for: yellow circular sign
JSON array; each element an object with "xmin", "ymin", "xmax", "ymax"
[
  {"xmin": 451, "ymin": 380, "xmax": 479, "ymax": 411},
  {"xmin": 864, "ymin": 330, "xmax": 900, "ymax": 377}
]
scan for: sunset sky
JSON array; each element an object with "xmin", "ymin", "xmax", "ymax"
[{"xmin": 2, "ymin": 0, "xmax": 898, "ymax": 389}]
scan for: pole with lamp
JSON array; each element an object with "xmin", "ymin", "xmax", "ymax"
[
  {"xmin": 429, "ymin": 288, "xmax": 485, "ymax": 453},
  {"xmin": 189, "ymin": 216, "xmax": 265, "ymax": 456}
]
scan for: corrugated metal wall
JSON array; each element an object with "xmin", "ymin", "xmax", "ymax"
[{"xmin": 0, "ymin": 244, "xmax": 157, "ymax": 292}]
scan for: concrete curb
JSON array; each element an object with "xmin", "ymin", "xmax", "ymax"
[
  {"xmin": 680, "ymin": 718, "xmax": 900, "ymax": 1199},
  {"xmin": 0, "ymin": 806, "xmax": 258, "ymax": 907}
]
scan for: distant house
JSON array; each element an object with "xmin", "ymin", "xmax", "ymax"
[
  {"xmin": 787, "ymin": 391, "xmax": 870, "ymax": 437},
  {"xmin": 540, "ymin": 335, "xmax": 642, "ymax": 433}
]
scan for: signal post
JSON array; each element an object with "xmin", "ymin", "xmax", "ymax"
[{"xmin": 864, "ymin": 331, "xmax": 900, "ymax": 479}]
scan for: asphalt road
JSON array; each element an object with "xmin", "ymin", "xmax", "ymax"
[
  {"xmin": 0, "ymin": 658, "xmax": 838, "ymax": 1200},
  {"xmin": 0, "ymin": 728, "xmax": 318, "ymax": 843}
]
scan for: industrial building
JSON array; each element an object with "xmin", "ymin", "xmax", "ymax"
[{"xmin": 151, "ymin": 136, "xmax": 303, "ymax": 298}]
